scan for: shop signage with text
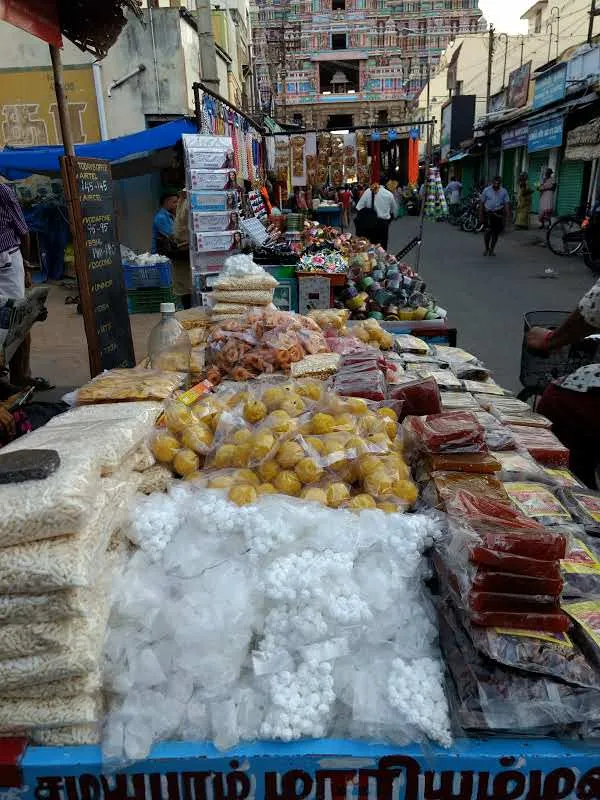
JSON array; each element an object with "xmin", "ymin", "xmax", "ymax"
[
  {"xmin": 507, "ymin": 61, "xmax": 531, "ymax": 109},
  {"xmin": 533, "ymin": 64, "xmax": 567, "ymax": 110},
  {"xmin": 501, "ymin": 124, "xmax": 528, "ymax": 150},
  {"xmin": 528, "ymin": 115, "xmax": 563, "ymax": 153}
]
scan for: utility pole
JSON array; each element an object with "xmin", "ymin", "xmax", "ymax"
[
  {"xmin": 197, "ymin": 0, "xmax": 220, "ymax": 92},
  {"xmin": 484, "ymin": 25, "xmax": 495, "ymax": 181},
  {"xmin": 589, "ymin": 0, "xmax": 600, "ymax": 44}
]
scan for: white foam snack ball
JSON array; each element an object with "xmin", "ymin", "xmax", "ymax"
[
  {"xmin": 103, "ymin": 488, "xmax": 450, "ymax": 757},
  {"xmin": 222, "ymin": 253, "xmax": 264, "ymax": 276}
]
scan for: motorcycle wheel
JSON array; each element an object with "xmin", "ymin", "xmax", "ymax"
[
  {"xmin": 462, "ymin": 215, "xmax": 476, "ymax": 233},
  {"xmin": 584, "ymin": 251, "xmax": 600, "ymax": 274}
]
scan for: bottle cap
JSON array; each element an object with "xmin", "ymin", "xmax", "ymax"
[{"xmin": 160, "ymin": 302, "xmax": 176, "ymax": 313}]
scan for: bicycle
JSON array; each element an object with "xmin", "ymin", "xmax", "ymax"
[
  {"xmin": 518, "ymin": 310, "xmax": 600, "ymax": 406},
  {"xmin": 546, "ymin": 206, "xmax": 588, "ymax": 257}
]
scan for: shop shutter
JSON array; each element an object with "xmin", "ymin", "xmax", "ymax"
[
  {"xmin": 556, "ymin": 160, "xmax": 585, "ymax": 216},
  {"xmin": 502, "ymin": 150, "xmax": 516, "ymax": 198},
  {"xmin": 461, "ymin": 162, "xmax": 475, "ymax": 196},
  {"xmin": 528, "ymin": 154, "xmax": 547, "ymax": 214}
]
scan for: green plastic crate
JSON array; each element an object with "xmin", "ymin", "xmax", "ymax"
[
  {"xmin": 127, "ymin": 288, "xmax": 180, "ymax": 314},
  {"xmin": 265, "ymin": 265, "xmax": 296, "ymax": 281}
]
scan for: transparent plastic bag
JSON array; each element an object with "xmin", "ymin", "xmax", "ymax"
[
  {"xmin": 77, "ymin": 369, "xmax": 186, "ymax": 403},
  {"xmin": 503, "ymin": 482, "xmax": 573, "ymax": 526},
  {"xmin": 556, "ymin": 488, "xmax": 600, "ymax": 536},
  {"xmin": 562, "ymin": 534, "xmax": 600, "ymax": 599},
  {"xmin": 509, "ymin": 425, "xmax": 570, "ymax": 467},
  {"xmin": 441, "ymin": 392, "xmax": 481, "ymax": 411},
  {"xmin": 544, "ymin": 468, "xmax": 584, "ymax": 489},
  {"xmin": 493, "ymin": 449, "xmax": 550, "ymax": 482},
  {"xmin": 404, "ymin": 411, "xmax": 485, "ymax": 455},
  {"xmin": 424, "ymin": 451, "xmax": 501, "ymax": 475},
  {"xmin": 563, "ymin": 600, "xmax": 600, "ymax": 665},
  {"xmin": 423, "ymin": 471, "xmax": 507, "ymax": 509},
  {"xmin": 0, "ymin": 693, "xmax": 101, "ymax": 732},
  {"xmin": 389, "ymin": 377, "xmax": 442, "ymax": 419},
  {"xmin": 472, "ymin": 412, "xmax": 518, "ymax": 451}
]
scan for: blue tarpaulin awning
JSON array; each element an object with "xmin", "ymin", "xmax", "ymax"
[{"xmin": 0, "ymin": 118, "xmax": 197, "ymax": 180}]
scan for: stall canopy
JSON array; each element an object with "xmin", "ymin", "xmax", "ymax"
[{"xmin": 0, "ymin": 118, "xmax": 197, "ymax": 180}]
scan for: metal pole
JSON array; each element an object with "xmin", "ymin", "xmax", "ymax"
[
  {"xmin": 498, "ymin": 33, "xmax": 508, "ymax": 89},
  {"xmin": 484, "ymin": 25, "xmax": 495, "ymax": 182},
  {"xmin": 49, "ymin": 44, "xmax": 75, "ymax": 156},
  {"xmin": 588, "ymin": 0, "xmax": 600, "ymax": 43},
  {"xmin": 520, "ymin": 37, "xmax": 525, "ymax": 67},
  {"xmin": 197, "ymin": 0, "xmax": 220, "ymax": 92}
]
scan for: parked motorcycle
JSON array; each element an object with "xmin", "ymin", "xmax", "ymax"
[{"xmin": 582, "ymin": 203, "xmax": 600, "ymax": 274}]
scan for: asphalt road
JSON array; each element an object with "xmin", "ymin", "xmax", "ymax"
[{"xmin": 388, "ymin": 216, "xmax": 594, "ymax": 393}]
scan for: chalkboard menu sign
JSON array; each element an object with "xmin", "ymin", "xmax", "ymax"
[{"xmin": 61, "ymin": 156, "xmax": 135, "ymax": 377}]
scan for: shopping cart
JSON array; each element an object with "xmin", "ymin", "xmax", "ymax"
[{"xmin": 519, "ymin": 310, "xmax": 600, "ymax": 404}]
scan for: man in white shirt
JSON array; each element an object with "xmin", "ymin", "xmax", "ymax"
[
  {"xmin": 355, "ymin": 178, "xmax": 397, "ymax": 250},
  {"xmin": 445, "ymin": 177, "xmax": 462, "ymax": 207},
  {"xmin": 479, "ymin": 176, "xmax": 511, "ymax": 257}
]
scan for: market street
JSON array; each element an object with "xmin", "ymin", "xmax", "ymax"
[
  {"xmin": 29, "ymin": 218, "xmax": 595, "ymax": 397},
  {"xmin": 389, "ymin": 217, "xmax": 594, "ymax": 392}
]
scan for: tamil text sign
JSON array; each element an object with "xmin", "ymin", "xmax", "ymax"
[
  {"xmin": 528, "ymin": 115, "xmax": 564, "ymax": 153},
  {"xmin": 502, "ymin": 124, "xmax": 528, "ymax": 150},
  {"xmin": 533, "ymin": 64, "xmax": 567, "ymax": 110}
]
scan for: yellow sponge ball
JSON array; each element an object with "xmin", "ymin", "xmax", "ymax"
[{"xmin": 228, "ymin": 485, "xmax": 258, "ymax": 506}]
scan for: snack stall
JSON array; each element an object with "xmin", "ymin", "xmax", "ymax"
[{"xmin": 0, "ymin": 238, "xmax": 599, "ymax": 792}]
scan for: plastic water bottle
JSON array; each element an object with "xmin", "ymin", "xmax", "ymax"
[{"xmin": 147, "ymin": 302, "xmax": 191, "ymax": 372}]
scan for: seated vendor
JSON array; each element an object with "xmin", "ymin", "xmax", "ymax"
[{"xmin": 0, "ymin": 382, "xmax": 67, "ymax": 448}]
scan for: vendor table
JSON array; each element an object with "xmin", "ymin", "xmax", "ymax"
[
  {"xmin": 314, "ymin": 205, "xmax": 342, "ymax": 229},
  {"xmin": 1, "ymin": 738, "xmax": 598, "ymax": 799}
]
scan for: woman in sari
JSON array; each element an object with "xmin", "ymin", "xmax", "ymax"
[
  {"xmin": 538, "ymin": 168, "xmax": 556, "ymax": 229},
  {"xmin": 515, "ymin": 173, "xmax": 533, "ymax": 229}
]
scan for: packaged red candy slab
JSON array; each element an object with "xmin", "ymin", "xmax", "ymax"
[
  {"xmin": 556, "ymin": 488, "xmax": 600, "ymax": 536},
  {"xmin": 427, "ymin": 451, "xmax": 501, "ymax": 475},
  {"xmin": 503, "ymin": 482, "xmax": 573, "ymax": 526},
  {"xmin": 403, "ymin": 411, "xmax": 485, "ymax": 454},
  {"xmin": 389, "ymin": 377, "xmax": 442, "ymax": 419},
  {"xmin": 469, "ymin": 592, "xmax": 559, "ymax": 613},
  {"xmin": 470, "ymin": 547, "xmax": 562, "ymax": 578},
  {"xmin": 471, "ymin": 568, "xmax": 563, "ymax": 596},
  {"xmin": 470, "ymin": 608, "xmax": 570, "ymax": 633},
  {"xmin": 509, "ymin": 425, "xmax": 570, "ymax": 467},
  {"xmin": 424, "ymin": 471, "xmax": 507, "ymax": 509},
  {"xmin": 446, "ymin": 490, "xmax": 550, "ymax": 533}
]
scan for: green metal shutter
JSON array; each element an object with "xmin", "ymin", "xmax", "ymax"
[
  {"xmin": 528, "ymin": 154, "xmax": 546, "ymax": 215},
  {"xmin": 461, "ymin": 162, "xmax": 475, "ymax": 196},
  {"xmin": 502, "ymin": 150, "xmax": 516, "ymax": 196},
  {"xmin": 556, "ymin": 160, "xmax": 585, "ymax": 216}
]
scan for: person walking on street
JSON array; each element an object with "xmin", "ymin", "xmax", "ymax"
[
  {"xmin": 339, "ymin": 185, "xmax": 353, "ymax": 229},
  {"xmin": 538, "ymin": 168, "xmax": 556, "ymax": 229},
  {"xmin": 479, "ymin": 176, "xmax": 511, "ymax": 257},
  {"xmin": 355, "ymin": 178, "xmax": 397, "ymax": 250},
  {"xmin": 515, "ymin": 172, "xmax": 533, "ymax": 229}
]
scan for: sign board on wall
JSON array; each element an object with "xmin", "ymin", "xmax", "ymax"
[
  {"xmin": 489, "ymin": 90, "xmax": 506, "ymax": 114},
  {"xmin": 441, "ymin": 95, "xmax": 476, "ymax": 160},
  {"xmin": 0, "ymin": 64, "xmax": 101, "ymax": 148},
  {"xmin": 533, "ymin": 64, "xmax": 567, "ymax": 110},
  {"xmin": 501, "ymin": 124, "xmax": 528, "ymax": 150},
  {"xmin": 60, "ymin": 156, "xmax": 135, "ymax": 377},
  {"xmin": 528, "ymin": 115, "xmax": 564, "ymax": 153},
  {"xmin": 440, "ymin": 102, "xmax": 452, "ymax": 160},
  {"xmin": 0, "ymin": 0, "xmax": 61, "ymax": 46},
  {"xmin": 507, "ymin": 61, "xmax": 531, "ymax": 109}
]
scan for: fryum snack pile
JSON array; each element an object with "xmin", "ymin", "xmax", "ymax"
[
  {"xmin": 0, "ymin": 402, "xmax": 161, "ymax": 744},
  {"xmin": 151, "ymin": 378, "xmax": 417, "ymax": 510},
  {"xmin": 104, "ymin": 489, "xmax": 449, "ymax": 759},
  {"xmin": 210, "ymin": 254, "xmax": 278, "ymax": 323},
  {"xmin": 205, "ymin": 311, "xmax": 330, "ymax": 385}
]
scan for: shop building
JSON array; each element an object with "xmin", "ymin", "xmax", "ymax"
[{"xmin": 250, "ymin": 0, "xmax": 483, "ymax": 131}]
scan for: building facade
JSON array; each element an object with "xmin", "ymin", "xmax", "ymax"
[{"xmin": 251, "ymin": 0, "xmax": 483, "ymax": 130}]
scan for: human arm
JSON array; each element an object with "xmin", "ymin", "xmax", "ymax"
[
  {"xmin": 0, "ymin": 407, "xmax": 15, "ymax": 440},
  {"xmin": 154, "ymin": 209, "xmax": 174, "ymax": 239},
  {"xmin": 479, "ymin": 194, "xmax": 485, "ymax": 223},
  {"xmin": 527, "ymin": 279, "xmax": 600, "ymax": 351},
  {"xmin": 355, "ymin": 190, "xmax": 369, "ymax": 211}
]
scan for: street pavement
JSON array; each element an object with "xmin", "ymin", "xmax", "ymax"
[
  {"xmin": 27, "ymin": 218, "xmax": 595, "ymax": 397},
  {"xmin": 389, "ymin": 216, "xmax": 594, "ymax": 392}
]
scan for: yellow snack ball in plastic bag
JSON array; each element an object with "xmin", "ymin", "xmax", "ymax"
[
  {"xmin": 296, "ymin": 381, "xmax": 322, "ymax": 401},
  {"xmin": 207, "ymin": 411, "xmax": 222, "ymax": 433},
  {"xmin": 345, "ymin": 397, "xmax": 369, "ymax": 415},
  {"xmin": 226, "ymin": 391, "xmax": 249, "ymax": 408},
  {"xmin": 295, "ymin": 457, "xmax": 324, "ymax": 485},
  {"xmin": 257, "ymin": 482, "xmax": 277, "ymax": 495},
  {"xmin": 251, "ymin": 431, "xmax": 275, "ymax": 460},
  {"xmin": 332, "ymin": 460, "xmax": 359, "ymax": 484},
  {"xmin": 258, "ymin": 459, "xmax": 279, "ymax": 482},
  {"xmin": 164, "ymin": 403, "xmax": 194, "ymax": 434},
  {"xmin": 280, "ymin": 394, "xmax": 306, "ymax": 418},
  {"xmin": 232, "ymin": 428, "xmax": 253, "ymax": 446},
  {"xmin": 358, "ymin": 453, "xmax": 381, "ymax": 477},
  {"xmin": 379, "ymin": 331, "xmax": 394, "ymax": 350},
  {"xmin": 277, "ymin": 440, "xmax": 305, "ymax": 469},
  {"xmin": 366, "ymin": 432, "xmax": 390, "ymax": 451},
  {"xmin": 213, "ymin": 443, "xmax": 237, "ymax": 469},
  {"xmin": 348, "ymin": 494, "xmax": 377, "ymax": 510},
  {"xmin": 273, "ymin": 470, "xmax": 302, "ymax": 497},
  {"xmin": 383, "ymin": 419, "xmax": 399, "ymax": 440},
  {"xmin": 392, "ymin": 480, "xmax": 418, "ymax": 505},
  {"xmin": 378, "ymin": 502, "xmax": 400, "ymax": 513},
  {"xmin": 302, "ymin": 486, "xmax": 328, "ymax": 504},
  {"xmin": 264, "ymin": 410, "xmax": 295, "ymax": 435},
  {"xmin": 208, "ymin": 474, "xmax": 236, "ymax": 489},
  {"xmin": 234, "ymin": 469, "xmax": 260, "ymax": 487},
  {"xmin": 304, "ymin": 436, "xmax": 325, "ymax": 455},
  {"xmin": 152, "ymin": 433, "xmax": 180, "ymax": 464},
  {"xmin": 364, "ymin": 468, "xmax": 394, "ymax": 497},
  {"xmin": 377, "ymin": 407, "xmax": 398, "ymax": 423},
  {"xmin": 334, "ymin": 413, "xmax": 355, "ymax": 431},
  {"xmin": 262, "ymin": 387, "xmax": 287, "ymax": 411},
  {"xmin": 231, "ymin": 444, "xmax": 251, "ymax": 468},
  {"xmin": 244, "ymin": 399, "xmax": 268, "ymax": 424},
  {"xmin": 229, "ymin": 485, "xmax": 258, "ymax": 506},
  {"xmin": 327, "ymin": 482, "xmax": 350, "ymax": 508},
  {"xmin": 311, "ymin": 413, "xmax": 335, "ymax": 435},
  {"xmin": 360, "ymin": 414, "xmax": 382, "ymax": 436},
  {"xmin": 173, "ymin": 448, "xmax": 200, "ymax": 477},
  {"xmin": 184, "ymin": 471, "xmax": 203, "ymax": 482},
  {"xmin": 181, "ymin": 423, "xmax": 213, "ymax": 454},
  {"xmin": 345, "ymin": 436, "xmax": 367, "ymax": 455}
]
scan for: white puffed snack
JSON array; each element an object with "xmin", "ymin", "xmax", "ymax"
[
  {"xmin": 0, "ymin": 693, "xmax": 101, "ymax": 731},
  {"xmin": 0, "ymin": 670, "xmax": 101, "ymax": 701},
  {"xmin": 30, "ymin": 724, "xmax": 100, "ymax": 746}
]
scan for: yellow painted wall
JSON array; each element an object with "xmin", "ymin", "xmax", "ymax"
[{"xmin": 0, "ymin": 63, "xmax": 100, "ymax": 147}]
